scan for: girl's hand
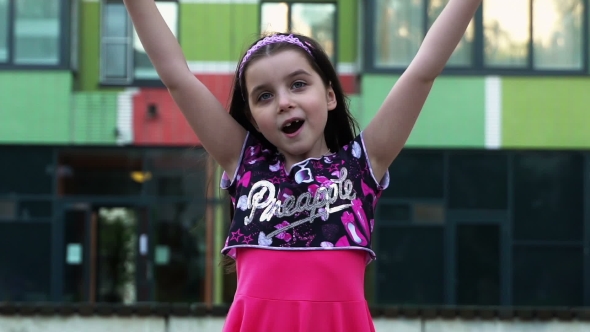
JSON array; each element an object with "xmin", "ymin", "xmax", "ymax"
[
  {"xmin": 123, "ymin": 0, "xmax": 246, "ymax": 178},
  {"xmin": 363, "ymin": 0, "xmax": 483, "ymax": 182}
]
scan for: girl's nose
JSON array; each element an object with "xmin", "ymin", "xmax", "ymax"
[{"xmin": 277, "ymin": 91, "xmax": 294, "ymax": 112}]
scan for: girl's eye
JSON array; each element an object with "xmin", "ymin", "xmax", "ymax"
[
  {"xmin": 258, "ymin": 92, "xmax": 272, "ymax": 101},
  {"xmin": 292, "ymin": 81, "xmax": 306, "ymax": 89}
]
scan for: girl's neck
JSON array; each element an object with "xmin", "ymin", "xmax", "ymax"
[{"xmin": 280, "ymin": 148, "xmax": 333, "ymax": 172}]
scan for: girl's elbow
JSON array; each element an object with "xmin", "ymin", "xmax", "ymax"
[{"xmin": 406, "ymin": 62, "xmax": 441, "ymax": 83}]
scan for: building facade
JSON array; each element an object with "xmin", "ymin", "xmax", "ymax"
[{"xmin": 1, "ymin": 0, "xmax": 589, "ymax": 308}]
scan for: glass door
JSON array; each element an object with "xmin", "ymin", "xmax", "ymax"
[
  {"xmin": 61, "ymin": 203, "xmax": 152, "ymax": 303},
  {"xmin": 62, "ymin": 203, "xmax": 92, "ymax": 302}
]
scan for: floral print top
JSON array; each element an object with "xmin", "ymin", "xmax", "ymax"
[{"xmin": 220, "ymin": 131, "xmax": 390, "ymax": 263}]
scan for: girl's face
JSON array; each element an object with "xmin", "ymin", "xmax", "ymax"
[{"xmin": 244, "ymin": 49, "xmax": 337, "ymax": 168}]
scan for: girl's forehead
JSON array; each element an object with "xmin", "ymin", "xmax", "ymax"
[
  {"xmin": 245, "ymin": 50, "xmax": 316, "ymax": 84},
  {"xmin": 250, "ymin": 49, "xmax": 310, "ymax": 70}
]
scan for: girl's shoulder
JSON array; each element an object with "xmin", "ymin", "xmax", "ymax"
[
  {"xmin": 220, "ymin": 131, "xmax": 277, "ymax": 190},
  {"xmin": 221, "ymin": 131, "xmax": 389, "ymax": 192},
  {"xmin": 331, "ymin": 131, "xmax": 390, "ymax": 191}
]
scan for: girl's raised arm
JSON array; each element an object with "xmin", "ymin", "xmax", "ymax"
[
  {"xmin": 363, "ymin": 0, "xmax": 482, "ymax": 181},
  {"xmin": 123, "ymin": 0, "xmax": 246, "ymax": 176}
]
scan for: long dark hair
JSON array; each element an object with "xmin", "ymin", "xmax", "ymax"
[{"xmin": 221, "ymin": 32, "xmax": 360, "ymax": 273}]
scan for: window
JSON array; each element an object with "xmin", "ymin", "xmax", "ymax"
[
  {"xmin": 513, "ymin": 153, "xmax": 584, "ymax": 242},
  {"xmin": 513, "ymin": 246, "xmax": 583, "ymax": 306},
  {"xmin": 375, "ymin": 226, "xmax": 445, "ymax": 304},
  {"xmin": 366, "ymin": 0, "xmax": 586, "ymax": 74},
  {"xmin": 0, "ymin": 147, "xmax": 54, "ymax": 195},
  {"xmin": 384, "ymin": 151, "xmax": 444, "ymax": 199},
  {"xmin": 152, "ymin": 203, "xmax": 207, "ymax": 303},
  {"xmin": 456, "ymin": 224, "xmax": 500, "ymax": 305},
  {"xmin": 448, "ymin": 153, "xmax": 508, "ymax": 209},
  {"xmin": 58, "ymin": 148, "xmax": 144, "ymax": 196},
  {"xmin": 0, "ymin": 223, "xmax": 52, "ymax": 302},
  {"xmin": 260, "ymin": 1, "xmax": 337, "ymax": 62},
  {"xmin": 0, "ymin": 0, "xmax": 69, "ymax": 68},
  {"xmin": 101, "ymin": 0, "xmax": 178, "ymax": 84},
  {"xmin": 0, "ymin": 0, "xmax": 8, "ymax": 62}
]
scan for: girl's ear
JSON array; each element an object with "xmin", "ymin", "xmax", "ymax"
[{"xmin": 326, "ymin": 84, "xmax": 337, "ymax": 111}]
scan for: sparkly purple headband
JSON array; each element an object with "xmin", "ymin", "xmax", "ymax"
[{"xmin": 238, "ymin": 34, "xmax": 313, "ymax": 80}]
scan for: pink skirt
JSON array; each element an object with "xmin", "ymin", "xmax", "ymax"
[{"xmin": 222, "ymin": 248, "xmax": 375, "ymax": 332}]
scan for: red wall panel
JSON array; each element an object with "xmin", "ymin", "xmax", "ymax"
[{"xmin": 132, "ymin": 74, "xmax": 356, "ymax": 146}]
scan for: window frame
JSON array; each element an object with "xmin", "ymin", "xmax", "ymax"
[
  {"xmin": 99, "ymin": 0, "xmax": 180, "ymax": 87},
  {"xmin": 363, "ymin": 0, "xmax": 590, "ymax": 76},
  {"xmin": 0, "ymin": 0, "xmax": 72, "ymax": 70},
  {"xmin": 258, "ymin": 0, "xmax": 339, "ymax": 66},
  {"xmin": 373, "ymin": 148, "xmax": 590, "ymax": 306}
]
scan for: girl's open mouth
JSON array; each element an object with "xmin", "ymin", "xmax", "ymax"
[{"xmin": 281, "ymin": 119, "xmax": 304, "ymax": 134}]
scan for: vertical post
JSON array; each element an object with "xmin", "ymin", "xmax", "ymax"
[
  {"xmin": 584, "ymin": 153, "xmax": 590, "ymax": 306},
  {"xmin": 89, "ymin": 211, "xmax": 97, "ymax": 303},
  {"xmin": 502, "ymin": 153, "xmax": 513, "ymax": 305},
  {"xmin": 213, "ymin": 165, "xmax": 225, "ymax": 305},
  {"xmin": 443, "ymin": 152, "xmax": 455, "ymax": 305},
  {"xmin": 51, "ymin": 148, "xmax": 64, "ymax": 302}
]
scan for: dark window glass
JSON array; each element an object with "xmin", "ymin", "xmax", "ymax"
[
  {"xmin": 456, "ymin": 224, "xmax": 500, "ymax": 305},
  {"xmin": 62, "ymin": 169, "xmax": 142, "ymax": 196},
  {"xmin": 513, "ymin": 153, "xmax": 583, "ymax": 241},
  {"xmin": 152, "ymin": 203, "xmax": 206, "ymax": 303},
  {"xmin": 155, "ymin": 173, "xmax": 207, "ymax": 198},
  {"xmin": 375, "ymin": 226, "xmax": 444, "ymax": 305},
  {"xmin": 414, "ymin": 202, "xmax": 445, "ymax": 224},
  {"xmin": 0, "ymin": 222, "xmax": 51, "ymax": 302},
  {"xmin": 0, "ymin": 199, "xmax": 17, "ymax": 220},
  {"xmin": 449, "ymin": 153, "xmax": 508, "ymax": 209},
  {"xmin": 146, "ymin": 149, "xmax": 208, "ymax": 198},
  {"xmin": 0, "ymin": 147, "xmax": 53, "ymax": 195},
  {"xmin": 376, "ymin": 203, "xmax": 411, "ymax": 222},
  {"xmin": 19, "ymin": 200, "xmax": 53, "ymax": 219},
  {"xmin": 59, "ymin": 149, "xmax": 144, "ymax": 196},
  {"xmin": 62, "ymin": 208, "xmax": 89, "ymax": 302},
  {"xmin": 385, "ymin": 151, "xmax": 444, "ymax": 199},
  {"xmin": 513, "ymin": 246, "xmax": 583, "ymax": 306},
  {"xmin": 378, "ymin": 202, "xmax": 446, "ymax": 224}
]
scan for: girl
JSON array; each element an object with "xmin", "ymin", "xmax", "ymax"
[{"xmin": 124, "ymin": 0, "xmax": 482, "ymax": 331}]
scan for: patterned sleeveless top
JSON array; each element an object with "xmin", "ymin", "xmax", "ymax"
[{"xmin": 220, "ymin": 131, "xmax": 389, "ymax": 263}]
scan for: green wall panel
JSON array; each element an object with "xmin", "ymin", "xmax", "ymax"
[
  {"xmin": 0, "ymin": 72, "xmax": 72, "ymax": 144},
  {"xmin": 360, "ymin": 75, "xmax": 486, "ymax": 147},
  {"xmin": 181, "ymin": 4, "xmax": 259, "ymax": 61},
  {"xmin": 502, "ymin": 78, "xmax": 590, "ymax": 148},
  {"xmin": 348, "ymin": 94, "xmax": 361, "ymax": 122},
  {"xmin": 78, "ymin": 0, "xmax": 101, "ymax": 91},
  {"xmin": 337, "ymin": 0, "xmax": 356, "ymax": 63},
  {"xmin": 181, "ymin": 0, "xmax": 357, "ymax": 63},
  {"xmin": 71, "ymin": 92, "xmax": 119, "ymax": 145}
]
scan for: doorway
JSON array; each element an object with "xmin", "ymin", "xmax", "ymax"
[{"xmin": 61, "ymin": 203, "xmax": 150, "ymax": 303}]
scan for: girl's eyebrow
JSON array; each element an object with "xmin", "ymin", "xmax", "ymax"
[
  {"xmin": 249, "ymin": 69, "xmax": 312, "ymax": 98},
  {"xmin": 286, "ymin": 69, "xmax": 312, "ymax": 78}
]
